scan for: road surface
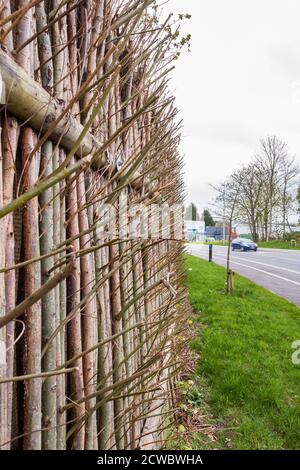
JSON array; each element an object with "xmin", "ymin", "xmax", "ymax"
[{"xmin": 187, "ymin": 244, "xmax": 300, "ymax": 306}]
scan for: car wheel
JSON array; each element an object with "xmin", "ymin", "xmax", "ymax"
[{"xmin": 241, "ymin": 246, "xmax": 245, "ymax": 252}]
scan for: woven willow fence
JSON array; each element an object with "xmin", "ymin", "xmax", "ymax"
[{"xmin": 0, "ymin": 0, "xmax": 188, "ymax": 450}]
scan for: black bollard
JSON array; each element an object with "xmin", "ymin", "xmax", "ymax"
[{"xmin": 209, "ymin": 243, "xmax": 213, "ymax": 262}]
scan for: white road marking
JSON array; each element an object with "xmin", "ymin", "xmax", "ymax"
[
  {"xmin": 188, "ymin": 244, "xmax": 300, "ymax": 254},
  {"xmin": 187, "ymin": 245, "xmax": 300, "ymax": 264},
  {"xmin": 212, "ymin": 253, "xmax": 300, "ymax": 276},
  {"xmin": 207, "ymin": 256, "xmax": 300, "ymax": 286}
]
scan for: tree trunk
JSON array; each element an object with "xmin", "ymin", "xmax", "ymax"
[
  {"xmin": 0, "ymin": 114, "xmax": 9, "ymax": 450},
  {"xmin": 21, "ymin": 127, "xmax": 42, "ymax": 450},
  {"xmin": 15, "ymin": 1, "xmax": 42, "ymax": 449},
  {"xmin": 66, "ymin": 166, "xmax": 85, "ymax": 450},
  {"xmin": 77, "ymin": 170, "xmax": 97, "ymax": 449},
  {"xmin": 1, "ymin": 114, "xmax": 18, "ymax": 449}
]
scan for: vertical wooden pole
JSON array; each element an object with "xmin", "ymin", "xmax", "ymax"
[
  {"xmin": 36, "ymin": 0, "xmax": 57, "ymax": 449},
  {"xmin": 109, "ymin": 240, "xmax": 125, "ymax": 449},
  {"xmin": 40, "ymin": 141, "xmax": 57, "ymax": 449},
  {"xmin": 21, "ymin": 129, "xmax": 42, "ymax": 450},
  {"xmin": 2, "ymin": 114, "xmax": 18, "ymax": 449},
  {"xmin": 66, "ymin": 166, "xmax": 85, "ymax": 450},
  {"xmin": 16, "ymin": 1, "xmax": 42, "ymax": 449},
  {"xmin": 1, "ymin": 2, "xmax": 18, "ymax": 448},
  {"xmin": 94, "ymin": 206, "xmax": 115, "ymax": 449},
  {"xmin": 77, "ymin": 170, "xmax": 97, "ymax": 449},
  {"xmin": 0, "ymin": 117, "xmax": 8, "ymax": 450},
  {"xmin": 57, "ymin": 148, "xmax": 67, "ymax": 449}
]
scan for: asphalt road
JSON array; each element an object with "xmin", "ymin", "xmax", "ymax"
[{"xmin": 187, "ymin": 244, "xmax": 300, "ymax": 306}]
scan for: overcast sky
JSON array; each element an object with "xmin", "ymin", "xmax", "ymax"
[{"xmin": 164, "ymin": 0, "xmax": 300, "ymax": 212}]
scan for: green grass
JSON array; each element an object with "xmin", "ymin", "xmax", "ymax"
[
  {"xmin": 258, "ymin": 240, "xmax": 300, "ymax": 250},
  {"xmin": 185, "ymin": 255, "xmax": 300, "ymax": 450},
  {"xmin": 203, "ymin": 241, "xmax": 227, "ymax": 246},
  {"xmin": 190, "ymin": 241, "xmax": 227, "ymax": 246}
]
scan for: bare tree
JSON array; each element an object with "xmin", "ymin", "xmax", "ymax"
[
  {"xmin": 257, "ymin": 136, "xmax": 288, "ymax": 240},
  {"xmin": 213, "ymin": 136, "xmax": 299, "ymax": 243},
  {"xmin": 230, "ymin": 165, "xmax": 264, "ymax": 242},
  {"xmin": 213, "ymin": 181, "xmax": 240, "ymax": 293},
  {"xmin": 280, "ymin": 157, "xmax": 299, "ymax": 235}
]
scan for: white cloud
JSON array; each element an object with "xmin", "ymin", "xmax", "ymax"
[{"xmin": 164, "ymin": 0, "xmax": 300, "ymax": 207}]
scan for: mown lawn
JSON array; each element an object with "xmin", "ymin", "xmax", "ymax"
[
  {"xmin": 184, "ymin": 255, "xmax": 300, "ymax": 450},
  {"xmin": 258, "ymin": 240, "xmax": 300, "ymax": 250},
  {"xmin": 191, "ymin": 241, "xmax": 227, "ymax": 246}
]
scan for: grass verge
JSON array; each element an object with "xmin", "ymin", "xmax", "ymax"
[
  {"xmin": 176, "ymin": 255, "xmax": 300, "ymax": 450},
  {"xmin": 258, "ymin": 240, "xmax": 300, "ymax": 250},
  {"xmin": 190, "ymin": 241, "xmax": 227, "ymax": 246}
]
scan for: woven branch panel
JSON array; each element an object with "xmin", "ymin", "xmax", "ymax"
[{"xmin": 0, "ymin": 0, "xmax": 187, "ymax": 450}]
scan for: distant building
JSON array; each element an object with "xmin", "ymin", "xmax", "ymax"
[
  {"xmin": 205, "ymin": 226, "xmax": 228, "ymax": 241},
  {"xmin": 185, "ymin": 220, "xmax": 205, "ymax": 241}
]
